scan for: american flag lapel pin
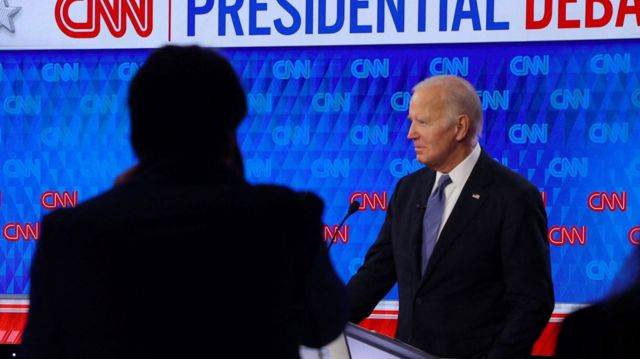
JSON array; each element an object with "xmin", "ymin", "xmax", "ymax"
[{"xmin": 472, "ymin": 194, "xmax": 480, "ymax": 200}]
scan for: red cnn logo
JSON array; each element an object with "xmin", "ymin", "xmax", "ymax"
[
  {"xmin": 324, "ymin": 225, "xmax": 349, "ymax": 245},
  {"xmin": 349, "ymin": 192, "xmax": 388, "ymax": 211},
  {"xmin": 587, "ymin": 192, "xmax": 627, "ymax": 212},
  {"xmin": 548, "ymin": 225, "xmax": 587, "ymax": 246},
  {"xmin": 41, "ymin": 191, "xmax": 78, "ymax": 209},
  {"xmin": 3, "ymin": 223, "xmax": 40, "ymax": 241},
  {"xmin": 55, "ymin": 0, "xmax": 153, "ymax": 38},
  {"xmin": 629, "ymin": 227, "xmax": 640, "ymax": 245}
]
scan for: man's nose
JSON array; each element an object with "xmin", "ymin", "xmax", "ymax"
[{"xmin": 407, "ymin": 122, "xmax": 417, "ymax": 139}]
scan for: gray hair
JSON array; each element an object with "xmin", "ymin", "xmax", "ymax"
[{"xmin": 412, "ymin": 75, "xmax": 483, "ymax": 141}]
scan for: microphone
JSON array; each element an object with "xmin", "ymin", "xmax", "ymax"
[
  {"xmin": 347, "ymin": 200, "xmax": 361, "ymax": 216},
  {"xmin": 327, "ymin": 201, "xmax": 361, "ymax": 250}
]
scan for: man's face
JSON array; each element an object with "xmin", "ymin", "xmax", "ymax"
[{"xmin": 407, "ymin": 86, "xmax": 460, "ymax": 172}]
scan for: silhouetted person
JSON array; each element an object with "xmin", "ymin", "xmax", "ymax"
[
  {"xmin": 21, "ymin": 45, "xmax": 348, "ymax": 359},
  {"xmin": 555, "ymin": 249, "xmax": 640, "ymax": 359}
]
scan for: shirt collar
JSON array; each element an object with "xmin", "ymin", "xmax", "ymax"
[{"xmin": 434, "ymin": 144, "xmax": 481, "ymax": 189}]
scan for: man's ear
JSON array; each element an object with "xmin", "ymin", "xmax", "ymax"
[{"xmin": 454, "ymin": 114, "xmax": 471, "ymax": 142}]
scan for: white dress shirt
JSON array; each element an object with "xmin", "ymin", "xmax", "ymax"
[{"xmin": 431, "ymin": 144, "xmax": 481, "ymax": 241}]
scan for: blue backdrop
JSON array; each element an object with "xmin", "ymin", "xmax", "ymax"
[{"xmin": 0, "ymin": 39, "xmax": 638, "ymax": 304}]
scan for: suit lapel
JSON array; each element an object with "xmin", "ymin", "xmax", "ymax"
[
  {"xmin": 420, "ymin": 150, "xmax": 494, "ymax": 283},
  {"xmin": 411, "ymin": 169, "xmax": 436, "ymax": 280}
]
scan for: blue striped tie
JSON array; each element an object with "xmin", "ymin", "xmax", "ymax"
[{"xmin": 422, "ymin": 175, "xmax": 452, "ymax": 275}]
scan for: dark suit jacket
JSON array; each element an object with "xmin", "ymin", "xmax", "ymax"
[
  {"xmin": 21, "ymin": 160, "xmax": 348, "ymax": 359},
  {"xmin": 347, "ymin": 149, "xmax": 554, "ymax": 358},
  {"xmin": 555, "ymin": 285, "xmax": 640, "ymax": 359}
]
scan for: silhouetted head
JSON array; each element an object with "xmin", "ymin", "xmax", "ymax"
[{"xmin": 128, "ymin": 45, "xmax": 246, "ymax": 161}]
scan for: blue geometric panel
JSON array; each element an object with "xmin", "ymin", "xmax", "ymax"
[{"xmin": 1, "ymin": 41, "xmax": 638, "ymax": 304}]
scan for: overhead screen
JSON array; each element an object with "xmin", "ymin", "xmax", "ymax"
[{"xmin": 1, "ymin": 0, "xmax": 639, "ymax": 319}]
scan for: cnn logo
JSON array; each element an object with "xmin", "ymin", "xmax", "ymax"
[{"xmin": 55, "ymin": 0, "xmax": 152, "ymax": 38}]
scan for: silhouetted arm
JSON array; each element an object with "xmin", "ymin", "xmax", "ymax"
[
  {"xmin": 295, "ymin": 193, "xmax": 349, "ymax": 347},
  {"xmin": 21, "ymin": 214, "xmax": 64, "ymax": 359}
]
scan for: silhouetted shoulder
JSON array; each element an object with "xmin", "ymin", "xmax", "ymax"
[
  {"xmin": 555, "ymin": 304, "xmax": 609, "ymax": 359},
  {"xmin": 39, "ymin": 206, "xmax": 75, "ymax": 237},
  {"xmin": 251, "ymin": 185, "xmax": 324, "ymax": 215}
]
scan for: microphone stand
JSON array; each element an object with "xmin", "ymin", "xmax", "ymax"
[{"xmin": 327, "ymin": 201, "xmax": 360, "ymax": 250}]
